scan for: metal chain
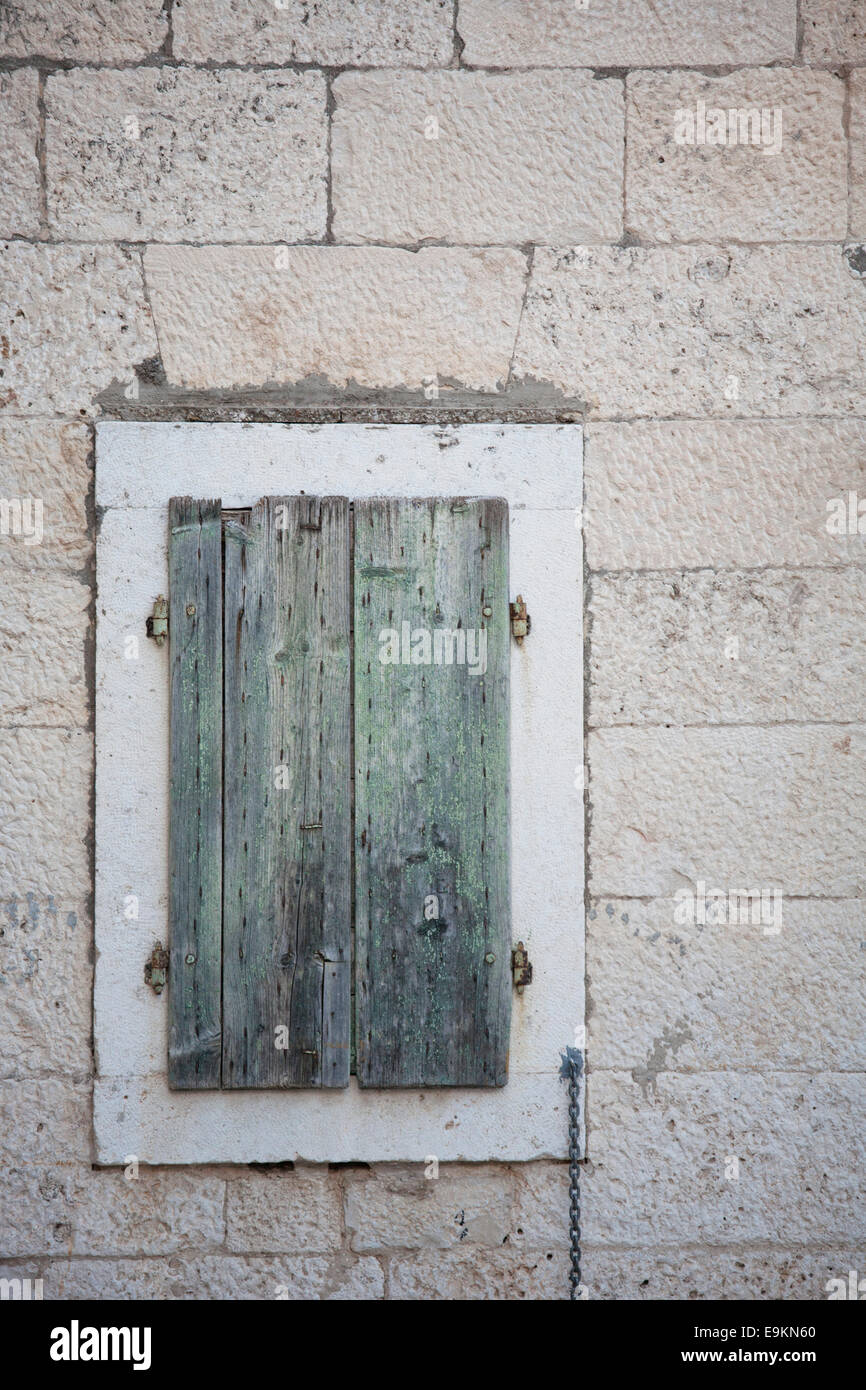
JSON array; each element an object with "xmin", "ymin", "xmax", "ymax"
[{"xmin": 559, "ymin": 1046, "xmax": 583, "ymax": 1300}]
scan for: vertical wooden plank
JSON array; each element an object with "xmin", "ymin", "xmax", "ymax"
[
  {"xmin": 354, "ymin": 497, "xmax": 511, "ymax": 1088},
  {"xmin": 168, "ymin": 496, "xmax": 223, "ymax": 1089},
  {"xmin": 222, "ymin": 497, "xmax": 352, "ymax": 1088}
]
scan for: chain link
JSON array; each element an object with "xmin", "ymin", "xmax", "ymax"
[{"xmin": 559, "ymin": 1046, "xmax": 583, "ymax": 1301}]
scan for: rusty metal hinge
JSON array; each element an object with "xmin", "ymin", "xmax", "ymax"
[
  {"xmin": 509, "ymin": 595, "xmax": 530, "ymax": 644},
  {"xmin": 511, "ymin": 940, "xmax": 532, "ymax": 993},
  {"xmin": 146, "ymin": 595, "xmax": 169, "ymax": 646},
  {"xmin": 144, "ymin": 941, "xmax": 169, "ymax": 995}
]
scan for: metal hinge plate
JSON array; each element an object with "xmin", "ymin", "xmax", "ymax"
[
  {"xmin": 509, "ymin": 595, "xmax": 531, "ymax": 643},
  {"xmin": 511, "ymin": 940, "xmax": 532, "ymax": 992},
  {"xmin": 146, "ymin": 595, "xmax": 168, "ymax": 646},
  {"xmin": 144, "ymin": 941, "xmax": 169, "ymax": 994}
]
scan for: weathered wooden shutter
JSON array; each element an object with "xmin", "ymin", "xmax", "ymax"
[
  {"xmin": 354, "ymin": 498, "xmax": 511, "ymax": 1087},
  {"xmin": 221, "ymin": 497, "xmax": 352, "ymax": 1089},
  {"xmin": 168, "ymin": 493, "xmax": 510, "ymax": 1091},
  {"xmin": 168, "ymin": 497, "xmax": 223, "ymax": 1088},
  {"xmin": 169, "ymin": 495, "xmax": 352, "ymax": 1090}
]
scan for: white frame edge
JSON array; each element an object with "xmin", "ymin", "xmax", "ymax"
[{"xmin": 94, "ymin": 422, "xmax": 585, "ymax": 1164}]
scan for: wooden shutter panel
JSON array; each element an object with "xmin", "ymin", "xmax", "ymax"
[
  {"xmin": 221, "ymin": 497, "xmax": 352, "ymax": 1088},
  {"xmin": 169, "ymin": 494, "xmax": 352, "ymax": 1090},
  {"xmin": 354, "ymin": 497, "xmax": 511, "ymax": 1087},
  {"xmin": 168, "ymin": 497, "xmax": 223, "ymax": 1088},
  {"xmin": 169, "ymin": 492, "xmax": 509, "ymax": 1093}
]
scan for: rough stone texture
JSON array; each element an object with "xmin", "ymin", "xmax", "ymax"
[
  {"xmin": 172, "ymin": 0, "xmax": 453, "ymax": 66},
  {"xmin": 588, "ymin": 725, "xmax": 866, "ymax": 897},
  {"xmin": 583, "ymin": 420, "xmax": 866, "ymax": 571},
  {"xmin": 509, "ymin": 1163, "xmax": 569, "ymax": 1250},
  {"xmin": 850, "ymin": 70, "xmax": 866, "ymax": 239},
  {"xmin": 332, "ymin": 71, "xmax": 623, "ymax": 244},
  {"xmin": 583, "ymin": 1072, "xmax": 866, "ymax": 1246},
  {"xmin": 0, "ymin": 244, "xmax": 156, "ymax": 416},
  {"xmin": 1, "ymin": 899, "xmax": 91, "ymax": 1078},
  {"xmin": 626, "ymin": 69, "xmax": 846, "ymax": 243},
  {"xmin": 514, "ymin": 244, "xmax": 866, "ymax": 418},
  {"xmin": 581, "ymin": 1246, "xmax": 866, "ymax": 1300},
  {"xmin": 0, "ymin": 0, "xmax": 167, "ymax": 60},
  {"xmin": 0, "ymin": 1169, "xmax": 224, "ymax": 1257},
  {"xmin": 458, "ymin": 0, "xmax": 797, "ymax": 67},
  {"xmin": 43, "ymin": 1253, "xmax": 385, "ymax": 1299},
  {"xmin": 69, "ymin": 1174, "xmax": 224, "ymax": 1257},
  {"xmin": 0, "ymin": 420, "xmax": 92, "ymax": 572},
  {"xmin": 0, "ymin": 571, "xmax": 89, "ymax": 727},
  {"xmin": 0, "ymin": 728, "xmax": 91, "ymax": 901},
  {"xmin": 45, "ymin": 68, "xmax": 327, "ymax": 243},
  {"xmin": 0, "ymin": 1078, "xmax": 92, "ymax": 1169},
  {"xmin": 344, "ymin": 1166, "xmax": 513, "ymax": 1251},
  {"xmin": 587, "ymin": 899, "xmax": 866, "ymax": 1072},
  {"xmin": 0, "ymin": 71, "xmax": 40, "ymax": 238},
  {"xmin": 226, "ymin": 1170, "xmax": 342, "ymax": 1254},
  {"xmin": 589, "ymin": 569, "xmax": 866, "ymax": 726},
  {"xmin": 802, "ymin": 1, "xmax": 866, "ymax": 63},
  {"xmin": 389, "ymin": 1247, "xmax": 568, "ymax": 1299},
  {"xmin": 144, "ymin": 245, "xmax": 526, "ymax": 391}
]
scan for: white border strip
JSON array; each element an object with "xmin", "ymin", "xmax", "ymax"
[{"xmin": 94, "ymin": 423, "xmax": 584, "ymax": 1163}]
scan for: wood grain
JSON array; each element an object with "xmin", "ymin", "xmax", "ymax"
[
  {"xmin": 222, "ymin": 497, "xmax": 352, "ymax": 1088},
  {"xmin": 354, "ymin": 497, "xmax": 511, "ymax": 1087},
  {"xmin": 168, "ymin": 496, "xmax": 223, "ymax": 1089}
]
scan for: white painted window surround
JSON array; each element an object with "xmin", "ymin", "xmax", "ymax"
[{"xmin": 94, "ymin": 422, "xmax": 584, "ymax": 1164}]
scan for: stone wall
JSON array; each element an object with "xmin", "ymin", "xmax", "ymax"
[{"xmin": 1, "ymin": 0, "xmax": 864, "ymax": 1299}]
